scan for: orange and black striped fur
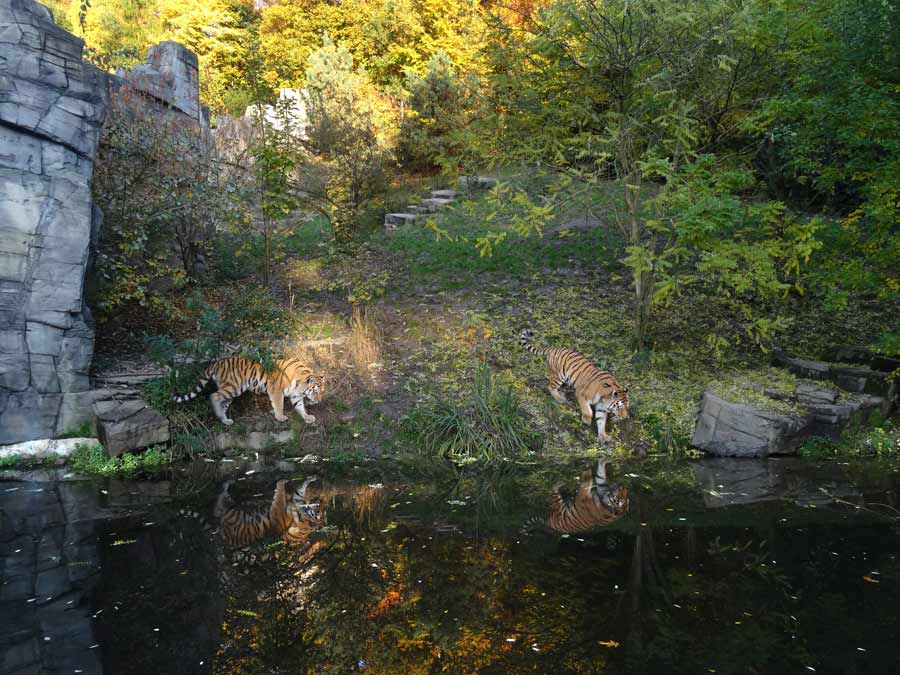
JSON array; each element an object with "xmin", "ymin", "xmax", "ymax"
[
  {"xmin": 527, "ymin": 460, "xmax": 629, "ymax": 534},
  {"xmin": 520, "ymin": 329, "xmax": 628, "ymax": 441},
  {"xmin": 173, "ymin": 356, "xmax": 322, "ymax": 426},
  {"xmin": 214, "ymin": 476, "xmax": 324, "ymax": 549}
]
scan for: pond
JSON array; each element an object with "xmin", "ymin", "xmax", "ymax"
[{"xmin": 1, "ymin": 455, "xmax": 898, "ymax": 675}]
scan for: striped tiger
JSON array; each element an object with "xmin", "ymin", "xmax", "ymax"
[
  {"xmin": 520, "ymin": 328, "xmax": 628, "ymax": 442},
  {"xmin": 172, "ymin": 356, "xmax": 322, "ymax": 427},
  {"xmin": 214, "ymin": 476, "xmax": 324, "ymax": 549},
  {"xmin": 526, "ymin": 460, "xmax": 629, "ymax": 534}
]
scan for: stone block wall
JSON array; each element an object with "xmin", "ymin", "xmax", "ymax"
[
  {"xmin": 0, "ymin": 0, "xmax": 108, "ymax": 444},
  {"xmin": 0, "ymin": 0, "xmax": 207, "ymax": 445}
]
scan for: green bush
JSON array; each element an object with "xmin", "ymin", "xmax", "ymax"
[
  {"xmin": 69, "ymin": 443, "xmax": 168, "ymax": 476},
  {"xmin": 401, "ymin": 364, "xmax": 541, "ymax": 465}
]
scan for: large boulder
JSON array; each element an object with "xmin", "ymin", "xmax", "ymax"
[
  {"xmin": 691, "ymin": 391, "xmax": 813, "ymax": 457},
  {"xmin": 693, "ymin": 382, "xmax": 885, "ymax": 458},
  {"xmin": 94, "ymin": 398, "xmax": 170, "ymax": 456}
]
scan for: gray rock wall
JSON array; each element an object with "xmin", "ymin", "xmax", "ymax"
[
  {"xmin": 0, "ymin": 2, "xmax": 206, "ymax": 445},
  {"xmin": 0, "ymin": 0, "xmax": 109, "ymax": 444}
]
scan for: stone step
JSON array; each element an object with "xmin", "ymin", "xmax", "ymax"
[
  {"xmin": 430, "ymin": 189, "xmax": 456, "ymax": 200},
  {"xmin": 418, "ymin": 197, "xmax": 454, "ymax": 212},
  {"xmin": 384, "ymin": 213, "xmax": 418, "ymax": 231},
  {"xmin": 457, "ymin": 175, "xmax": 497, "ymax": 191}
]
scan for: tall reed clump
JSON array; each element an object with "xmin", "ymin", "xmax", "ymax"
[{"xmin": 402, "ymin": 365, "xmax": 541, "ymax": 465}]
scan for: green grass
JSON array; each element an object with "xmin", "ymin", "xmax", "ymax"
[
  {"xmin": 401, "ymin": 364, "xmax": 542, "ymax": 466},
  {"xmin": 282, "ymin": 215, "xmax": 333, "ymax": 257},
  {"xmin": 706, "ymin": 368, "xmax": 802, "ymax": 412},
  {"xmin": 58, "ymin": 421, "xmax": 94, "ymax": 439},
  {"xmin": 0, "ymin": 455, "xmax": 21, "ymax": 469},
  {"xmin": 799, "ymin": 420, "xmax": 900, "ymax": 458},
  {"xmin": 369, "ymin": 186, "xmax": 625, "ymax": 291},
  {"xmin": 69, "ymin": 443, "xmax": 169, "ymax": 476}
]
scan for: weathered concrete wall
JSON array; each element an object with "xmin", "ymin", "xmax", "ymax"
[
  {"xmin": 0, "ymin": 1, "xmax": 206, "ymax": 445},
  {"xmin": 0, "ymin": 0, "xmax": 109, "ymax": 444}
]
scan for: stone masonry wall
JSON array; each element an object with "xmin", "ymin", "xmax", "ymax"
[
  {"xmin": 0, "ymin": 0, "xmax": 208, "ymax": 444},
  {"xmin": 0, "ymin": 0, "xmax": 109, "ymax": 444}
]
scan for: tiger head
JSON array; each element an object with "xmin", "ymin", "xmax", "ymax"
[
  {"xmin": 304, "ymin": 374, "xmax": 323, "ymax": 404},
  {"xmin": 286, "ymin": 478, "xmax": 326, "ymax": 528},
  {"xmin": 605, "ymin": 388, "xmax": 629, "ymax": 420},
  {"xmin": 288, "ymin": 374, "xmax": 323, "ymax": 405},
  {"xmin": 598, "ymin": 485, "xmax": 629, "ymax": 515}
]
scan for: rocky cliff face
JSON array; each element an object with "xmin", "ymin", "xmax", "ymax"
[
  {"xmin": 0, "ymin": 0, "xmax": 109, "ymax": 444},
  {"xmin": 0, "ymin": 0, "xmax": 207, "ymax": 445}
]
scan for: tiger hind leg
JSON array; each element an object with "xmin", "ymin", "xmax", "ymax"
[
  {"xmin": 548, "ymin": 381, "xmax": 568, "ymax": 404},
  {"xmin": 210, "ymin": 392, "xmax": 234, "ymax": 425}
]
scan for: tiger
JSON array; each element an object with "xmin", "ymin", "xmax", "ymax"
[
  {"xmin": 520, "ymin": 328, "xmax": 628, "ymax": 442},
  {"xmin": 172, "ymin": 356, "xmax": 322, "ymax": 427},
  {"xmin": 214, "ymin": 475, "xmax": 325, "ymax": 548},
  {"xmin": 525, "ymin": 460, "xmax": 629, "ymax": 534}
]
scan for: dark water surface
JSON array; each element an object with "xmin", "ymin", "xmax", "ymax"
[{"xmin": 1, "ymin": 456, "xmax": 898, "ymax": 675}]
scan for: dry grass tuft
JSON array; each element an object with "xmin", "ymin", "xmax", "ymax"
[
  {"xmin": 350, "ymin": 484, "xmax": 387, "ymax": 529},
  {"xmin": 281, "ymin": 306, "xmax": 383, "ymax": 405},
  {"xmin": 349, "ymin": 306, "xmax": 383, "ymax": 374}
]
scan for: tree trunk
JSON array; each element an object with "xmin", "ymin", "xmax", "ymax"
[{"xmin": 263, "ymin": 226, "xmax": 271, "ymax": 286}]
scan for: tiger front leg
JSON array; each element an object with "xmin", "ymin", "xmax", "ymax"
[
  {"xmin": 293, "ymin": 397, "xmax": 317, "ymax": 426},
  {"xmin": 577, "ymin": 396, "xmax": 594, "ymax": 425},
  {"xmin": 210, "ymin": 392, "xmax": 234, "ymax": 425},
  {"xmin": 266, "ymin": 387, "xmax": 289, "ymax": 422},
  {"xmin": 594, "ymin": 409, "xmax": 611, "ymax": 444}
]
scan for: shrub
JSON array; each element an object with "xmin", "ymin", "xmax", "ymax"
[
  {"xmin": 91, "ymin": 85, "xmax": 245, "ymax": 317},
  {"xmin": 69, "ymin": 443, "xmax": 168, "ymax": 476},
  {"xmin": 401, "ymin": 365, "xmax": 541, "ymax": 465},
  {"xmin": 398, "ymin": 51, "xmax": 477, "ymax": 173}
]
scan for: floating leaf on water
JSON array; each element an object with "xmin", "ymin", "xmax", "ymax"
[
  {"xmin": 598, "ymin": 640, "xmax": 619, "ymax": 648},
  {"xmin": 862, "ymin": 576, "xmax": 880, "ymax": 584}
]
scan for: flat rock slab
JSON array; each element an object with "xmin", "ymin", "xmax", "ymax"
[
  {"xmin": 0, "ymin": 437, "xmax": 97, "ymax": 461},
  {"xmin": 94, "ymin": 399, "xmax": 169, "ymax": 456},
  {"xmin": 430, "ymin": 189, "xmax": 456, "ymax": 200},
  {"xmin": 773, "ymin": 348, "xmax": 896, "ymax": 413},
  {"xmin": 214, "ymin": 429, "xmax": 295, "ymax": 453}
]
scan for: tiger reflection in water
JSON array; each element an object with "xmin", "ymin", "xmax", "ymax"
[
  {"xmin": 214, "ymin": 475, "xmax": 325, "ymax": 549},
  {"xmin": 526, "ymin": 460, "xmax": 629, "ymax": 534}
]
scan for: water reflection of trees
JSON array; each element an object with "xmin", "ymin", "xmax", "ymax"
[{"xmin": 213, "ymin": 475, "xmax": 900, "ymax": 675}]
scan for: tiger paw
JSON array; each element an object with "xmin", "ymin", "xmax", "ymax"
[
  {"xmin": 303, "ymin": 415, "xmax": 317, "ymax": 425},
  {"xmin": 275, "ymin": 414, "xmax": 289, "ymax": 422},
  {"xmin": 222, "ymin": 418, "xmax": 234, "ymax": 426}
]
